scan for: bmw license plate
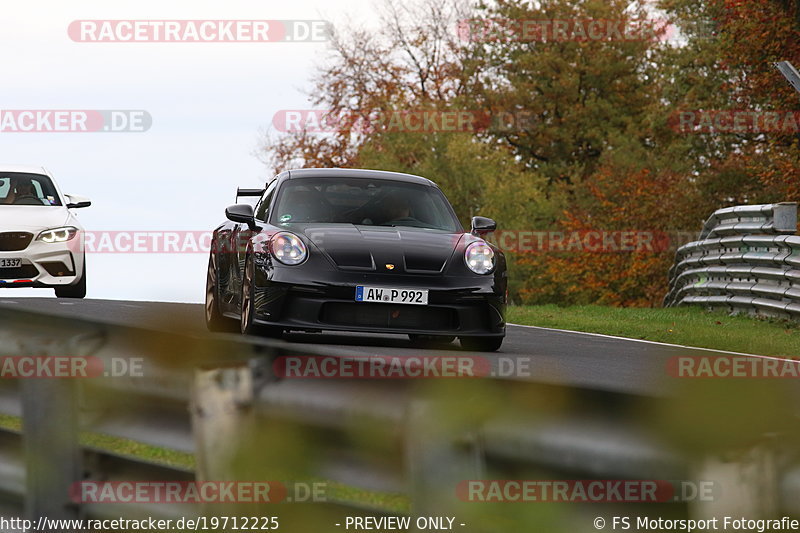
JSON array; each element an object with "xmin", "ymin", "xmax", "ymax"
[
  {"xmin": 355, "ymin": 286, "xmax": 429, "ymax": 305},
  {"xmin": 0, "ymin": 258, "xmax": 21, "ymax": 268}
]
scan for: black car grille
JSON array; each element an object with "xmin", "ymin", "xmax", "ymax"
[
  {"xmin": 0, "ymin": 264, "xmax": 38, "ymax": 279},
  {"xmin": 0, "ymin": 232, "xmax": 33, "ymax": 251},
  {"xmin": 321, "ymin": 302, "xmax": 458, "ymax": 331}
]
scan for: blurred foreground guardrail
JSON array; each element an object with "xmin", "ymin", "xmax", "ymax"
[
  {"xmin": 665, "ymin": 202, "xmax": 800, "ymax": 319},
  {"xmin": 0, "ymin": 307, "xmax": 797, "ymax": 532}
]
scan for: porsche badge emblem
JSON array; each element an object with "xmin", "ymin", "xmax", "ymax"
[{"xmin": 385, "ymin": 264, "xmax": 395, "ymax": 270}]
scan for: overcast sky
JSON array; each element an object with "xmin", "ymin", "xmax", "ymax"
[{"xmin": 1, "ymin": 0, "xmax": 379, "ymax": 303}]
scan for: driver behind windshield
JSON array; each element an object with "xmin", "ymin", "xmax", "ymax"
[
  {"xmin": 15, "ymin": 181, "xmax": 37, "ymax": 203},
  {"xmin": 0, "ymin": 178, "xmax": 35, "ymax": 205},
  {"xmin": 380, "ymin": 192, "xmax": 412, "ymax": 225},
  {"xmin": 0, "ymin": 175, "xmax": 61, "ymax": 206}
]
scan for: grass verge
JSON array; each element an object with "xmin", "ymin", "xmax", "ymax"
[{"xmin": 507, "ymin": 305, "xmax": 800, "ymax": 357}]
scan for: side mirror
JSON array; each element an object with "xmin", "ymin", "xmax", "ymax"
[
  {"xmin": 471, "ymin": 216, "xmax": 497, "ymax": 236},
  {"xmin": 65, "ymin": 194, "xmax": 91, "ymax": 209},
  {"xmin": 226, "ymin": 203, "xmax": 259, "ymax": 230}
]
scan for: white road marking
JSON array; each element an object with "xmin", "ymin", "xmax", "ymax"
[{"xmin": 508, "ymin": 323, "xmax": 797, "ymax": 363}]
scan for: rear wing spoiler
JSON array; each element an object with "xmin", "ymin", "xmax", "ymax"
[{"xmin": 236, "ymin": 187, "xmax": 265, "ymax": 203}]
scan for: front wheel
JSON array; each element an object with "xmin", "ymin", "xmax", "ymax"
[
  {"xmin": 205, "ymin": 252, "xmax": 236, "ymax": 332},
  {"xmin": 459, "ymin": 336, "xmax": 503, "ymax": 352},
  {"xmin": 240, "ymin": 256, "xmax": 282, "ymax": 338},
  {"xmin": 55, "ymin": 257, "xmax": 86, "ymax": 299}
]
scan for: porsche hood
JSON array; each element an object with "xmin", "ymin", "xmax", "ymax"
[{"xmin": 296, "ymin": 224, "xmax": 464, "ymax": 273}]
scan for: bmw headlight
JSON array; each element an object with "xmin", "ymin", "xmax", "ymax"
[
  {"xmin": 270, "ymin": 232, "xmax": 308, "ymax": 265},
  {"xmin": 465, "ymin": 241, "xmax": 495, "ymax": 274},
  {"xmin": 36, "ymin": 226, "xmax": 78, "ymax": 243}
]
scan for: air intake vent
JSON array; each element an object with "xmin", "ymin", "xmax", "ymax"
[
  {"xmin": 41, "ymin": 262, "xmax": 74, "ymax": 277},
  {"xmin": 321, "ymin": 302, "xmax": 457, "ymax": 330}
]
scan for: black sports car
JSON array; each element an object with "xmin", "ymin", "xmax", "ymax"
[{"xmin": 205, "ymin": 168, "xmax": 507, "ymax": 351}]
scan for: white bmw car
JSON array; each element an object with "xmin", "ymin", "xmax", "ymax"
[{"xmin": 0, "ymin": 166, "xmax": 91, "ymax": 298}]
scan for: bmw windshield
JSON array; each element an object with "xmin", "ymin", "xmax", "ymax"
[
  {"xmin": 269, "ymin": 178, "xmax": 462, "ymax": 232},
  {"xmin": 0, "ymin": 173, "xmax": 62, "ymax": 207}
]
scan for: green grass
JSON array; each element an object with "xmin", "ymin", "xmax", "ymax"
[
  {"xmin": 507, "ymin": 305, "xmax": 800, "ymax": 357},
  {"xmin": 0, "ymin": 413, "xmax": 195, "ymax": 469}
]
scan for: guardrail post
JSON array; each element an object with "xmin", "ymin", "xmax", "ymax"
[
  {"xmin": 19, "ymin": 344, "xmax": 81, "ymax": 521},
  {"xmin": 404, "ymin": 399, "xmax": 484, "ymax": 517},
  {"xmin": 689, "ymin": 443, "xmax": 778, "ymax": 519},
  {"xmin": 774, "ymin": 203, "xmax": 798, "ymax": 234},
  {"xmin": 191, "ymin": 362, "xmax": 259, "ymax": 481}
]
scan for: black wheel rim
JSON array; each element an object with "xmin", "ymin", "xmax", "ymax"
[
  {"xmin": 205, "ymin": 254, "xmax": 217, "ymax": 324},
  {"xmin": 241, "ymin": 259, "xmax": 253, "ymax": 334}
]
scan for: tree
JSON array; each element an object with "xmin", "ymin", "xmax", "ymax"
[
  {"xmin": 658, "ymin": 0, "xmax": 800, "ymax": 203},
  {"xmin": 261, "ymin": 0, "xmax": 799, "ymax": 306}
]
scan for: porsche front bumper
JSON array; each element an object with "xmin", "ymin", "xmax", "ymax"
[{"xmin": 250, "ymin": 266, "xmax": 506, "ymax": 337}]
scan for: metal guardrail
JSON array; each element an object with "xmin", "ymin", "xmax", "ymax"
[
  {"xmin": 665, "ymin": 202, "xmax": 800, "ymax": 319},
  {"xmin": 0, "ymin": 306, "xmax": 796, "ymax": 531}
]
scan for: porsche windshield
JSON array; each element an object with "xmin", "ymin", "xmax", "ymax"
[
  {"xmin": 0, "ymin": 173, "xmax": 62, "ymax": 207},
  {"xmin": 270, "ymin": 178, "xmax": 461, "ymax": 231}
]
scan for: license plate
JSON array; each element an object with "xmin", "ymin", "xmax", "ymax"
[
  {"xmin": 355, "ymin": 286, "xmax": 429, "ymax": 305},
  {"xmin": 0, "ymin": 258, "xmax": 21, "ymax": 268}
]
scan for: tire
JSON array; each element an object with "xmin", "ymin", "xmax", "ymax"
[
  {"xmin": 408, "ymin": 334, "xmax": 456, "ymax": 347},
  {"xmin": 205, "ymin": 252, "xmax": 237, "ymax": 332},
  {"xmin": 459, "ymin": 336, "xmax": 504, "ymax": 352},
  {"xmin": 240, "ymin": 256, "xmax": 282, "ymax": 338},
  {"xmin": 54, "ymin": 257, "xmax": 86, "ymax": 299}
]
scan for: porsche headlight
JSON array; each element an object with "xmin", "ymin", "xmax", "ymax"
[
  {"xmin": 36, "ymin": 226, "xmax": 78, "ymax": 243},
  {"xmin": 465, "ymin": 241, "xmax": 495, "ymax": 274},
  {"xmin": 270, "ymin": 232, "xmax": 308, "ymax": 265}
]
